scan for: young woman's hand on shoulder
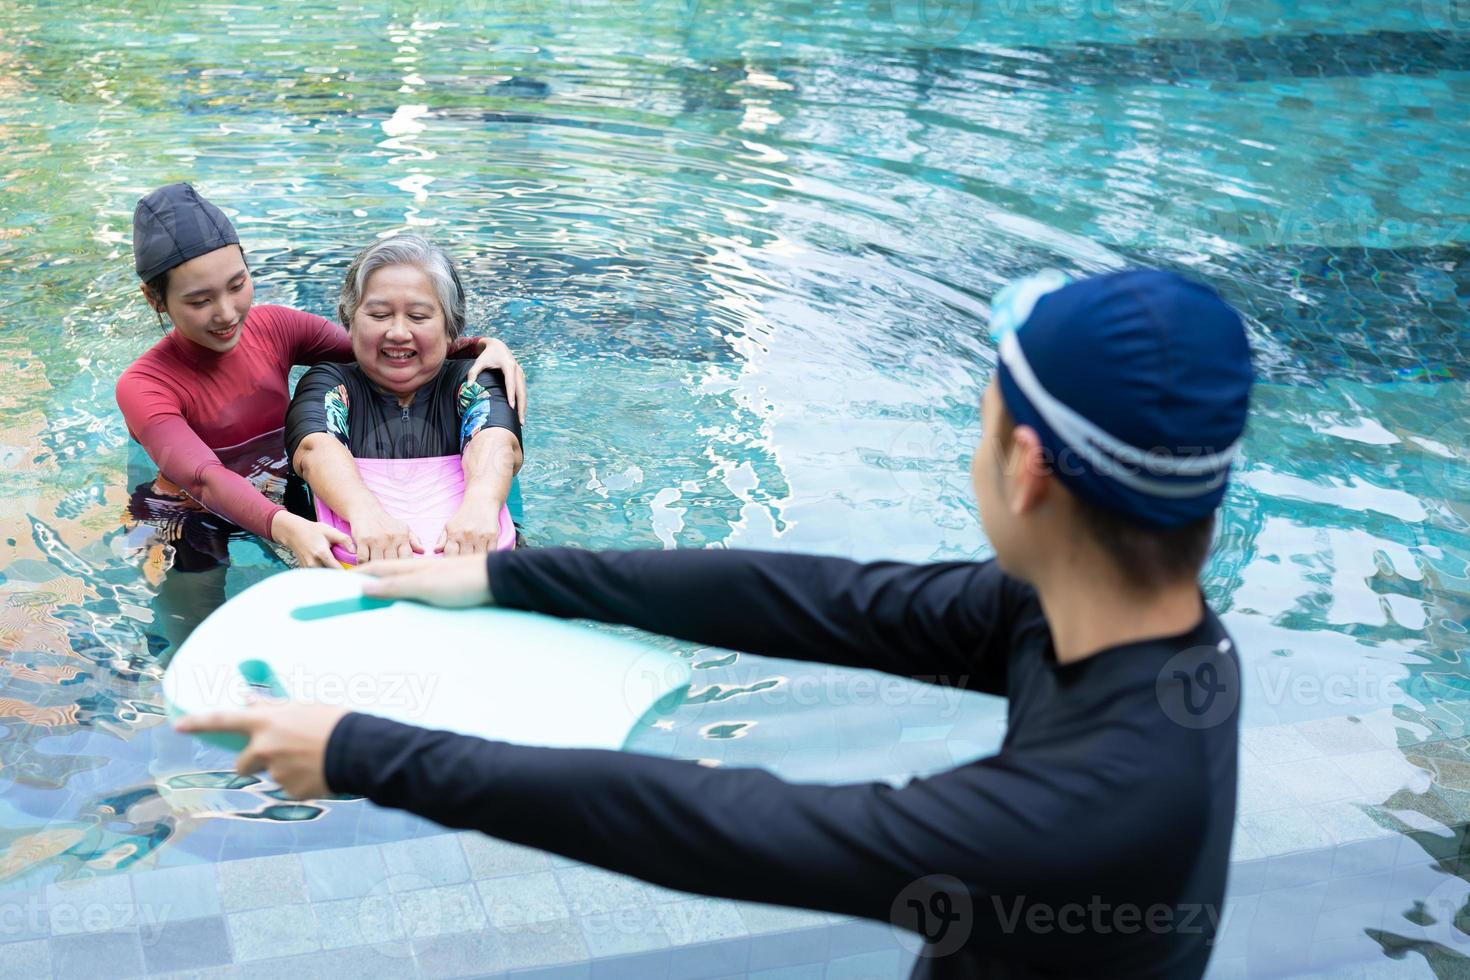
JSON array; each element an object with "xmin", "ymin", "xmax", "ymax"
[{"xmin": 467, "ymin": 338, "xmax": 527, "ymax": 425}]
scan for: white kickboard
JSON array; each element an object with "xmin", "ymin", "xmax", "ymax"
[{"xmin": 163, "ymin": 569, "xmax": 692, "ymax": 752}]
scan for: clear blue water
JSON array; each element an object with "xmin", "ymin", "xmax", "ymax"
[{"xmin": 0, "ymin": 0, "xmax": 1468, "ymax": 971}]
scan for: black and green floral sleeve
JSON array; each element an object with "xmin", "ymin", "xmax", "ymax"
[
  {"xmin": 285, "ymin": 363, "xmax": 352, "ymax": 460},
  {"xmin": 455, "ymin": 368, "xmax": 522, "ymax": 452}
]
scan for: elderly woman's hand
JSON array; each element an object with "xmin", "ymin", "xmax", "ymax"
[
  {"xmin": 437, "ymin": 501, "xmax": 503, "ymax": 556},
  {"xmin": 346, "ymin": 506, "xmax": 424, "ymax": 563},
  {"xmin": 467, "ymin": 338, "xmax": 527, "ymax": 425}
]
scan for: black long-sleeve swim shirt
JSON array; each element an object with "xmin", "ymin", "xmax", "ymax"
[
  {"xmin": 324, "ymin": 547, "xmax": 1240, "ymax": 978},
  {"xmin": 284, "ymin": 360, "xmax": 521, "ymax": 463}
]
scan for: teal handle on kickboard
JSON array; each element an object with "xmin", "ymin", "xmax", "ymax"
[
  {"xmin": 239, "ymin": 658, "xmax": 289, "ymax": 699},
  {"xmin": 170, "ymin": 658, "xmax": 290, "ymax": 753},
  {"xmin": 179, "ymin": 659, "xmax": 358, "ymax": 802},
  {"xmin": 289, "ymin": 596, "xmax": 394, "ymax": 622}
]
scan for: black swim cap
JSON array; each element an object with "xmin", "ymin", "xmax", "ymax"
[{"xmin": 133, "ymin": 183, "xmax": 241, "ymax": 283}]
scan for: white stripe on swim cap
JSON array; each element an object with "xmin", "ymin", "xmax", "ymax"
[
  {"xmin": 990, "ymin": 268, "xmax": 1071, "ymax": 341},
  {"xmin": 998, "ymin": 331, "xmax": 1239, "ymax": 500}
]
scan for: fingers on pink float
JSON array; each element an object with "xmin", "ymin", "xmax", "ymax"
[{"xmin": 314, "ymin": 455, "xmax": 515, "ymax": 566}]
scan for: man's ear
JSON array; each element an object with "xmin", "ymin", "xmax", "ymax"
[{"xmin": 1009, "ymin": 424, "xmax": 1051, "ymax": 517}]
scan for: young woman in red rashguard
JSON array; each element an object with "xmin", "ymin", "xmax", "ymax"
[{"xmin": 116, "ymin": 183, "xmax": 527, "ymax": 572}]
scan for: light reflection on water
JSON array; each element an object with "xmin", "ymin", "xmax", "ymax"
[{"xmin": 0, "ymin": 0, "xmax": 1468, "ymax": 968}]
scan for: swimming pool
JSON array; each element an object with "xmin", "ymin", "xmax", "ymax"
[{"xmin": 0, "ymin": 0, "xmax": 1467, "ymax": 975}]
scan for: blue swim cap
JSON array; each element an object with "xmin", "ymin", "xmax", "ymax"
[{"xmin": 991, "ymin": 269, "xmax": 1253, "ymax": 529}]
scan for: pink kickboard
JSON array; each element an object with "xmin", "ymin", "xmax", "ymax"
[{"xmin": 314, "ymin": 454, "xmax": 515, "ymax": 564}]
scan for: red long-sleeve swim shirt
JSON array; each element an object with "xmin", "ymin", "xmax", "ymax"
[{"xmin": 115, "ymin": 305, "xmax": 359, "ymax": 540}]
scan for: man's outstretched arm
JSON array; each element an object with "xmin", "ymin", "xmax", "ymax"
[
  {"xmin": 322, "ymin": 711, "xmax": 1147, "ymax": 926},
  {"xmin": 365, "ymin": 547, "xmax": 1040, "ymax": 693}
]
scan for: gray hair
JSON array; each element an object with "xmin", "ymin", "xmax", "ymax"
[{"xmin": 337, "ymin": 234, "xmax": 466, "ymax": 340}]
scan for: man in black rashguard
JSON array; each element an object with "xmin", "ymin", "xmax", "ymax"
[{"xmin": 180, "ymin": 269, "xmax": 1254, "ymax": 979}]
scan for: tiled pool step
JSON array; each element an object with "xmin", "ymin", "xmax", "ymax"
[
  {"xmin": 1213, "ymin": 711, "xmax": 1464, "ymax": 978},
  {"xmin": 1, "ymin": 708, "xmax": 1460, "ymax": 978},
  {"xmin": 0, "ymin": 831, "xmax": 913, "ymax": 979}
]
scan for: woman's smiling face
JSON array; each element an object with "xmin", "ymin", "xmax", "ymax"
[
  {"xmin": 350, "ymin": 263, "xmax": 450, "ymax": 398},
  {"xmin": 149, "ymin": 245, "xmax": 253, "ymax": 353}
]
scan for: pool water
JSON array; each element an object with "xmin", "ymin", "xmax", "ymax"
[{"xmin": 0, "ymin": 0, "xmax": 1467, "ymax": 973}]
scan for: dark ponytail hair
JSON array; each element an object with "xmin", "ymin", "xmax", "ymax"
[{"xmin": 143, "ymin": 270, "xmax": 170, "ymax": 332}]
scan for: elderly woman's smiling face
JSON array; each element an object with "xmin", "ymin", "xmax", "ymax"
[{"xmin": 350, "ymin": 263, "xmax": 451, "ymax": 398}]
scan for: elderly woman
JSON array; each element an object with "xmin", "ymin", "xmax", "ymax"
[{"xmin": 285, "ymin": 235, "xmax": 523, "ymax": 563}]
